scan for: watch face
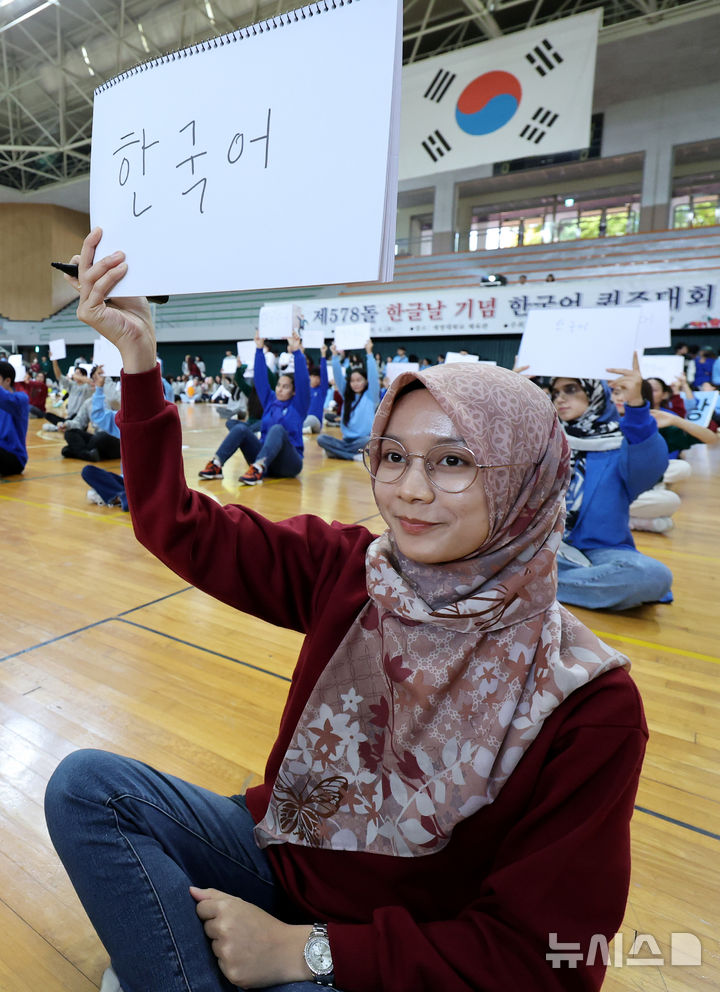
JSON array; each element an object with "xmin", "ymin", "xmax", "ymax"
[{"xmin": 306, "ymin": 935, "xmax": 333, "ymax": 975}]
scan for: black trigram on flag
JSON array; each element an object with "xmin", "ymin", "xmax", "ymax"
[
  {"xmin": 422, "ymin": 130, "xmax": 452, "ymax": 162},
  {"xmin": 519, "ymin": 107, "xmax": 559, "ymax": 144},
  {"xmin": 525, "ymin": 39, "xmax": 564, "ymax": 77},
  {"xmin": 423, "ymin": 68, "xmax": 456, "ymax": 103}
]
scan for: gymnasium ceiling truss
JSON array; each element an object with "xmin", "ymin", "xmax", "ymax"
[{"xmin": 0, "ymin": 0, "xmax": 714, "ymax": 194}]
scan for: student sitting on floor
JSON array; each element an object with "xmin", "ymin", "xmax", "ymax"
[
  {"xmin": 550, "ymin": 355, "xmax": 673, "ymax": 610},
  {"xmin": 199, "ymin": 331, "xmax": 310, "ymax": 486},
  {"xmin": 61, "ymin": 365, "xmax": 121, "ymax": 462},
  {"xmin": 0, "ymin": 359, "xmax": 29, "ymax": 477},
  {"xmin": 303, "ymin": 344, "xmax": 329, "ymax": 435},
  {"xmin": 316, "ymin": 340, "xmax": 379, "ymax": 461},
  {"xmin": 82, "ymin": 464, "xmax": 128, "ymax": 509}
]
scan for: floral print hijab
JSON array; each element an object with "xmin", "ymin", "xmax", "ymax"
[{"xmin": 254, "ymin": 365, "xmax": 630, "ymax": 857}]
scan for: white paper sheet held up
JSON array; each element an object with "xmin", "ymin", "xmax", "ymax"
[
  {"xmin": 236, "ymin": 341, "xmax": 256, "ymax": 368},
  {"xmin": 49, "ymin": 338, "xmax": 66, "ymax": 361},
  {"xmin": 92, "ymin": 337, "xmax": 124, "ymax": 377},
  {"xmin": 516, "ymin": 308, "xmax": 641, "ymax": 379},
  {"xmin": 89, "ymin": 0, "xmax": 402, "ymax": 297},
  {"xmin": 639, "ymin": 354, "xmax": 684, "ymax": 383},
  {"xmin": 444, "ymin": 352, "xmax": 480, "ymax": 364},
  {"xmin": 334, "ymin": 324, "xmax": 373, "ymax": 353},
  {"xmin": 385, "ymin": 362, "xmax": 419, "ymax": 383}
]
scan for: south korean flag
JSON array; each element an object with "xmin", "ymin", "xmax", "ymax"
[{"xmin": 400, "ymin": 10, "xmax": 601, "ymax": 180}]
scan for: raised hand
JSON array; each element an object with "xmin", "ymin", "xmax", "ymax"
[
  {"xmin": 607, "ymin": 351, "xmax": 644, "ymax": 408},
  {"xmin": 74, "ymin": 228, "xmax": 156, "ymax": 375}
]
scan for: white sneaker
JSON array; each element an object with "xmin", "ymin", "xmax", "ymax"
[
  {"xmin": 42, "ymin": 423, "xmax": 59, "ymax": 431},
  {"xmin": 100, "ymin": 968, "xmax": 124, "ymax": 992},
  {"xmin": 86, "ymin": 488, "xmax": 106, "ymax": 506},
  {"xmin": 630, "ymin": 516, "xmax": 674, "ymax": 533}
]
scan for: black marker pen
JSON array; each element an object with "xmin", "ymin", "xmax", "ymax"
[{"xmin": 51, "ymin": 262, "xmax": 169, "ymax": 304}]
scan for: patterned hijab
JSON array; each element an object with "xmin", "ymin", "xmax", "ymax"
[
  {"xmin": 552, "ymin": 378, "xmax": 623, "ymax": 534},
  {"xmin": 254, "ymin": 365, "xmax": 630, "ymax": 857}
]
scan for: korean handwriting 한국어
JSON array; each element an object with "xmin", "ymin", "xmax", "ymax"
[{"xmin": 112, "ymin": 108, "xmax": 271, "ymax": 219}]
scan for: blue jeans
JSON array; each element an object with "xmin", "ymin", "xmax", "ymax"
[
  {"xmin": 216, "ymin": 423, "xmax": 302, "ymax": 478},
  {"xmin": 81, "ymin": 465, "xmax": 128, "ymax": 510},
  {"xmin": 557, "ymin": 546, "xmax": 673, "ymax": 611},
  {"xmin": 45, "ymin": 750, "xmax": 340, "ymax": 992},
  {"xmin": 316, "ymin": 433, "xmax": 368, "ymax": 460}
]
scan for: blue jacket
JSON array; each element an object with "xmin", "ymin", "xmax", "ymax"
[
  {"xmin": 308, "ymin": 357, "xmax": 329, "ymax": 422},
  {"xmin": 91, "ymin": 386, "xmax": 121, "ymax": 438},
  {"xmin": 0, "ymin": 387, "xmax": 29, "ymax": 467},
  {"xmin": 254, "ymin": 347, "xmax": 310, "ymax": 454},
  {"xmin": 332, "ymin": 354, "xmax": 380, "ymax": 443},
  {"xmin": 566, "ymin": 403, "xmax": 668, "ymax": 553}
]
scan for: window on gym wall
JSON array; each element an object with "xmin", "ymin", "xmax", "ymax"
[
  {"xmin": 671, "ymin": 194, "xmax": 720, "ymax": 229},
  {"xmin": 467, "ymin": 197, "xmax": 639, "ymax": 252}
]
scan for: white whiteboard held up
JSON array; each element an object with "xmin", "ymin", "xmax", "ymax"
[
  {"xmin": 639, "ymin": 354, "xmax": 684, "ymax": 384},
  {"xmin": 516, "ymin": 307, "xmax": 641, "ymax": 379},
  {"xmin": 49, "ymin": 338, "xmax": 66, "ymax": 361},
  {"xmin": 259, "ymin": 304, "xmax": 295, "ymax": 340},
  {"xmin": 300, "ymin": 327, "xmax": 326, "ymax": 350},
  {"xmin": 334, "ymin": 324, "xmax": 373, "ymax": 353},
  {"xmin": 92, "ymin": 337, "xmax": 124, "ymax": 377},
  {"xmin": 236, "ymin": 341, "xmax": 256, "ymax": 368},
  {"xmin": 636, "ymin": 300, "xmax": 671, "ymax": 351},
  {"xmin": 221, "ymin": 356, "xmax": 238, "ymax": 375},
  {"xmin": 90, "ymin": 0, "xmax": 402, "ymax": 297},
  {"xmin": 385, "ymin": 362, "xmax": 419, "ymax": 383},
  {"xmin": 444, "ymin": 352, "xmax": 480, "ymax": 364}
]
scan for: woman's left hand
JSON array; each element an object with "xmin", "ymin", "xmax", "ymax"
[
  {"xmin": 190, "ymin": 886, "xmax": 310, "ymax": 988},
  {"xmin": 650, "ymin": 408, "xmax": 676, "ymax": 429},
  {"xmin": 365, "ymin": 338, "xmax": 374, "ymax": 354},
  {"xmin": 607, "ymin": 351, "xmax": 644, "ymax": 407},
  {"xmin": 287, "ymin": 332, "xmax": 302, "ymax": 353}
]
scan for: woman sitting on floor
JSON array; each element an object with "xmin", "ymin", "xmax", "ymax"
[
  {"xmin": 46, "ymin": 229, "xmax": 648, "ymax": 992},
  {"xmin": 550, "ymin": 357, "xmax": 673, "ymax": 610}
]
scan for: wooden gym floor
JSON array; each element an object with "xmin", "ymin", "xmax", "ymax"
[{"xmin": 1, "ymin": 400, "xmax": 718, "ymax": 991}]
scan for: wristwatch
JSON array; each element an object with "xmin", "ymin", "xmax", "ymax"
[{"xmin": 304, "ymin": 922, "xmax": 335, "ymax": 986}]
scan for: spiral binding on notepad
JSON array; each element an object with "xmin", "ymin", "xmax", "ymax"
[{"xmin": 95, "ymin": 0, "xmax": 354, "ymax": 94}]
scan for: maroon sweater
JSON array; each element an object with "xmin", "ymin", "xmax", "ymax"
[{"xmin": 118, "ymin": 366, "xmax": 648, "ymax": 992}]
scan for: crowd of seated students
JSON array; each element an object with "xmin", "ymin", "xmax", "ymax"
[{"xmin": 6, "ymin": 338, "xmax": 719, "ymax": 605}]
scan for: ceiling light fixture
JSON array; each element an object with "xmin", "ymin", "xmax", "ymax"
[
  {"xmin": 81, "ymin": 44, "xmax": 95, "ymax": 76},
  {"xmin": 137, "ymin": 22, "xmax": 150, "ymax": 53}
]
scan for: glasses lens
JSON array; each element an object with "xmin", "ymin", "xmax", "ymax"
[
  {"xmin": 364, "ymin": 438, "xmax": 408, "ymax": 483},
  {"xmin": 551, "ymin": 383, "xmax": 580, "ymax": 401},
  {"xmin": 426, "ymin": 444, "xmax": 479, "ymax": 492}
]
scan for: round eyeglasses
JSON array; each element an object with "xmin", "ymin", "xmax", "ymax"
[
  {"xmin": 550, "ymin": 382, "xmax": 582, "ymax": 402},
  {"xmin": 362, "ymin": 436, "xmax": 522, "ymax": 494}
]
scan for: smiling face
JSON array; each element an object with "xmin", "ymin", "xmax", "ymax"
[
  {"xmin": 551, "ymin": 378, "xmax": 589, "ymax": 422},
  {"xmin": 372, "ymin": 388, "xmax": 490, "ymax": 564},
  {"xmin": 275, "ymin": 375, "xmax": 294, "ymax": 401}
]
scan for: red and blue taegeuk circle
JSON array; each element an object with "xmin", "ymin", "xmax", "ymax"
[{"xmin": 455, "ymin": 71, "xmax": 522, "ymax": 136}]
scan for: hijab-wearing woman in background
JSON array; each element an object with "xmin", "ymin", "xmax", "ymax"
[
  {"xmin": 551, "ymin": 355, "xmax": 673, "ymax": 610},
  {"xmin": 46, "ymin": 230, "xmax": 647, "ymax": 992}
]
